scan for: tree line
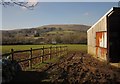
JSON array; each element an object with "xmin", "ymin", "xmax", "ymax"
[{"xmin": 2, "ymin": 31, "xmax": 87, "ymax": 45}]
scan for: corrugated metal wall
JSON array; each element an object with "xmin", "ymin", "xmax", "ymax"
[
  {"xmin": 96, "ymin": 32, "xmax": 107, "ymax": 60},
  {"xmin": 87, "ymin": 16, "xmax": 107, "ymax": 61}
]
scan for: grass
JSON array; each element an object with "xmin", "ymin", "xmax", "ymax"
[
  {"xmin": 31, "ymin": 57, "xmax": 60, "ymax": 70},
  {"xmin": 65, "ymin": 44, "xmax": 87, "ymax": 52},
  {"xmin": 27, "ymin": 51, "xmax": 67, "ymax": 71},
  {"xmin": 1, "ymin": 44, "xmax": 56, "ymax": 54},
  {"xmin": 1, "ymin": 44, "xmax": 87, "ymax": 54}
]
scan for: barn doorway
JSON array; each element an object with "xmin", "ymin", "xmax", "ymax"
[{"xmin": 108, "ymin": 9, "xmax": 120, "ymax": 62}]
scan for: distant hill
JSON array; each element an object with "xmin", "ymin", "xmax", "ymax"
[
  {"xmin": 38, "ymin": 24, "xmax": 90, "ymax": 31},
  {"xmin": 2, "ymin": 24, "xmax": 90, "ymax": 45}
]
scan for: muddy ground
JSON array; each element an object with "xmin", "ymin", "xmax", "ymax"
[{"xmin": 9, "ymin": 51, "xmax": 120, "ymax": 84}]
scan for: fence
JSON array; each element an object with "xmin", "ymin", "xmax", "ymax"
[{"xmin": 2, "ymin": 46, "xmax": 68, "ymax": 69}]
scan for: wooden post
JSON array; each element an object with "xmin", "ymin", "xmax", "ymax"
[
  {"xmin": 66, "ymin": 46, "xmax": 68, "ymax": 56},
  {"xmin": 59, "ymin": 46, "xmax": 61, "ymax": 57},
  {"xmin": 56, "ymin": 46, "xmax": 57, "ymax": 56},
  {"xmin": 41, "ymin": 46, "xmax": 44, "ymax": 63},
  {"xmin": 49, "ymin": 46, "xmax": 52, "ymax": 60},
  {"xmin": 64, "ymin": 46, "xmax": 66, "ymax": 56},
  {"xmin": 63, "ymin": 47, "xmax": 65, "ymax": 56},
  {"xmin": 11, "ymin": 49, "xmax": 14, "ymax": 61},
  {"xmin": 29, "ymin": 48, "xmax": 32, "ymax": 69}
]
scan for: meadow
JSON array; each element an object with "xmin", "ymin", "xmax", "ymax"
[{"xmin": 1, "ymin": 44, "xmax": 87, "ymax": 54}]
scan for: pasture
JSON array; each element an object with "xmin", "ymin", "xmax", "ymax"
[{"xmin": 1, "ymin": 44, "xmax": 87, "ymax": 54}]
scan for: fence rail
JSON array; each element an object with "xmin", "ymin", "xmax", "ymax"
[{"xmin": 1, "ymin": 46, "xmax": 68, "ymax": 69}]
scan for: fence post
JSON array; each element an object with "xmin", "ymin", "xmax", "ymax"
[
  {"xmin": 41, "ymin": 46, "xmax": 44, "ymax": 63},
  {"xmin": 49, "ymin": 46, "xmax": 52, "ymax": 60},
  {"xmin": 66, "ymin": 46, "xmax": 68, "ymax": 56},
  {"xmin": 56, "ymin": 46, "xmax": 57, "ymax": 57},
  {"xmin": 63, "ymin": 47, "xmax": 65, "ymax": 56},
  {"xmin": 11, "ymin": 49, "xmax": 14, "ymax": 61},
  {"xmin": 29, "ymin": 48, "xmax": 32, "ymax": 69},
  {"xmin": 59, "ymin": 46, "xmax": 61, "ymax": 57}
]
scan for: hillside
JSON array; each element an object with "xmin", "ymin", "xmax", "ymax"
[
  {"xmin": 2, "ymin": 24, "xmax": 90, "ymax": 45},
  {"xmin": 38, "ymin": 24, "xmax": 89, "ymax": 31}
]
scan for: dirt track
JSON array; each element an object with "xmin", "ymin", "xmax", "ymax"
[{"xmin": 10, "ymin": 51, "xmax": 120, "ymax": 84}]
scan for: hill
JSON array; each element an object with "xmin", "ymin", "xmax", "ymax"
[
  {"xmin": 2, "ymin": 24, "xmax": 90, "ymax": 45},
  {"xmin": 38, "ymin": 24, "xmax": 89, "ymax": 31}
]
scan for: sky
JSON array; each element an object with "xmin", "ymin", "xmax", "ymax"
[{"xmin": 2, "ymin": 2, "xmax": 118, "ymax": 30}]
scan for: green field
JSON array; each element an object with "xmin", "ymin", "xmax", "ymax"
[{"xmin": 1, "ymin": 44, "xmax": 87, "ymax": 54}]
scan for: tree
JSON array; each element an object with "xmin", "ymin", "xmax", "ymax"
[
  {"xmin": 34, "ymin": 32, "xmax": 39, "ymax": 37},
  {"xmin": 0, "ymin": 0, "xmax": 38, "ymax": 9},
  {"xmin": 55, "ymin": 35, "xmax": 62, "ymax": 43}
]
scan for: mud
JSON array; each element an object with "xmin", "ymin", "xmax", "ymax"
[
  {"xmin": 8, "ymin": 51, "xmax": 120, "ymax": 84},
  {"xmin": 44, "ymin": 52, "xmax": 120, "ymax": 83}
]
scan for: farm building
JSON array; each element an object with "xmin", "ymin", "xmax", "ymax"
[{"xmin": 87, "ymin": 7, "xmax": 120, "ymax": 63}]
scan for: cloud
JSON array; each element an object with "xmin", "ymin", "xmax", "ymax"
[
  {"xmin": 84, "ymin": 12, "xmax": 90, "ymax": 16},
  {"xmin": 27, "ymin": 0, "xmax": 38, "ymax": 6}
]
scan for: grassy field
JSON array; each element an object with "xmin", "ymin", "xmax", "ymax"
[{"xmin": 1, "ymin": 44, "xmax": 87, "ymax": 54}]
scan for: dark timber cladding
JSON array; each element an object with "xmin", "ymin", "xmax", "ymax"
[{"xmin": 87, "ymin": 7, "xmax": 120, "ymax": 63}]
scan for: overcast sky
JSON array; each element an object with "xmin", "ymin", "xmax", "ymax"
[{"xmin": 2, "ymin": 2, "xmax": 118, "ymax": 30}]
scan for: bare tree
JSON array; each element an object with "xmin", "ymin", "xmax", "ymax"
[{"xmin": 0, "ymin": 0, "xmax": 38, "ymax": 9}]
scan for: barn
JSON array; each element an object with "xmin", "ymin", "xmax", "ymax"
[{"xmin": 87, "ymin": 7, "xmax": 120, "ymax": 63}]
